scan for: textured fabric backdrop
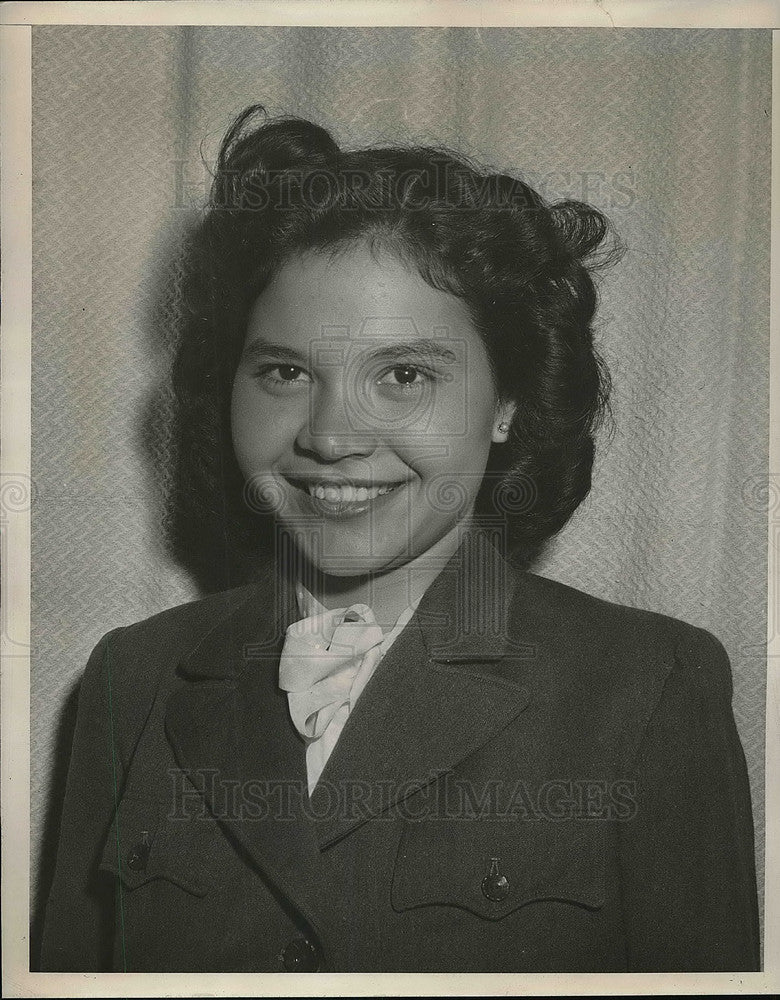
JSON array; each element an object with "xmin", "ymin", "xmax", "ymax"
[{"xmin": 30, "ymin": 25, "xmax": 770, "ymax": 947}]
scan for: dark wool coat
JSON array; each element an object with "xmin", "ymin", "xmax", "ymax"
[{"xmin": 40, "ymin": 536, "xmax": 760, "ymax": 973}]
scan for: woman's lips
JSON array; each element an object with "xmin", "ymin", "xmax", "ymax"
[
  {"xmin": 284, "ymin": 477, "xmax": 407, "ymax": 517},
  {"xmin": 308, "ymin": 482, "xmax": 397, "ymax": 502}
]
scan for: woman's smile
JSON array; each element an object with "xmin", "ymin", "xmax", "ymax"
[{"xmin": 283, "ymin": 475, "xmax": 408, "ymax": 518}]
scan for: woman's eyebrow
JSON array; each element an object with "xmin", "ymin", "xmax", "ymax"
[
  {"xmin": 241, "ymin": 337, "xmax": 458, "ymax": 365},
  {"xmin": 364, "ymin": 340, "xmax": 458, "ymax": 365},
  {"xmin": 240, "ymin": 338, "xmax": 310, "ymax": 364}
]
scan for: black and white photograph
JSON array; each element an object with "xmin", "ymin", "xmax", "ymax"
[{"xmin": 1, "ymin": 1, "xmax": 776, "ymax": 993}]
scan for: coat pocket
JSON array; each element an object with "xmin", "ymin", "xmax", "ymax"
[
  {"xmin": 98, "ymin": 793, "xmax": 212, "ymax": 897},
  {"xmin": 392, "ymin": 815, "xmax": 607, "ymax": 921}
]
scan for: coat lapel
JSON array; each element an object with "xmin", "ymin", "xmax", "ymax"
[
  {"xmin": 163, "ymin": 562, "xmax": 324, "ymax": 904},
  {"xmin": 309, "ymin": 530, "xmax": 536, "ymax": 849}
]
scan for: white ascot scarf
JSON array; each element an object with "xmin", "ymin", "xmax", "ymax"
[{"xmin": 278, "ymin": 585, "xmax": 419, "ymax": 794}]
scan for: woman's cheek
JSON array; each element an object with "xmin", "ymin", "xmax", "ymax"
[{"xmin": 231, "ymin": 382, "xmax": 297, "ymax": 470}]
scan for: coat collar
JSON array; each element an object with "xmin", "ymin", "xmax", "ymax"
[
  {"xmin": 415, "ymin": 526, "xmax": 518, "ymax": 663},
  {"xmin": 176, "ymin": 527, "xmax": 523, "ymax": 681},
  {"xmin": 164, "ymin": 529, "xmax": 535, "ymax": 874}
]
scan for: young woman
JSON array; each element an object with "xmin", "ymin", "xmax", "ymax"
[{"xmin": 40, "ymin": 106, "xmax": 760, "ymax": 973}]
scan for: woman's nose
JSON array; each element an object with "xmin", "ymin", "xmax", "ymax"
[{"xmin": 295, "ymin": 385, "xmax": 378, "ymax": 460}]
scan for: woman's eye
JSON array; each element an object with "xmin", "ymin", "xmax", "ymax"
[
  {"xmin": 258, "ymin": 364, "xmax": 311, "ymax": 386},
  {"xmin": 376, "ymin": 365, "xmax": 430, "ymax": 388},
  {"xmin": 275, "ymin": 365, "xmax": 306, "ymax": 381}
]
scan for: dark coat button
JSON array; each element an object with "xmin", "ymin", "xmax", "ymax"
[
  {"xmin": 481, "ymin": 857, "xmax": 510, "ymax": 902},
  {"xmin": 280, "ymin": 936, "xmax": 321, "ymax": 972},
  {"xmin": 126, "ymin": 832, "xmax": 151, "ymax": 872}
]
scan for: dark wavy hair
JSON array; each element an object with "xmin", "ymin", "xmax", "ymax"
[{"xmin": 167, "ymin": 105, "xmax": 620, "ymax": 589}]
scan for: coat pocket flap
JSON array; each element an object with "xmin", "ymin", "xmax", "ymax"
[
  {"xmin": 392, "ymin": 817, "xmax": 606, "ymax": 921},
  {"xmin": 99, "ymin": 794, "xmax": 211, "ymax": 896}
]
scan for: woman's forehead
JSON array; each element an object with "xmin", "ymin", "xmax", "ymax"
[{"xmin": 246, "ymin": 245, "xmax": 477, "ymax": 348}]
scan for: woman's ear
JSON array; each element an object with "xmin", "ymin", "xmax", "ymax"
[{"xmin": 491, "ymin": 400, "xmax": 518, "ymax": 444}]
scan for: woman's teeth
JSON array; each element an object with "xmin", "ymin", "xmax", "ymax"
[{"xmin": 307, "ymin": 483, "xmax": 397, "ymax": 502}]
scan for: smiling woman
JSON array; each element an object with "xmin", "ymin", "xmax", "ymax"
[
  {"xmin": 230, "ymin": 248, "xmax": 511, "ymax": 599},
  {"xmin": 39, "ymin": 105, "xmax": 760, "ymax": 973}
]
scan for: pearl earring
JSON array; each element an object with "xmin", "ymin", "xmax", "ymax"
[{"xmin": 498, "ymin": 421, "xmax": 510, "ymax": 434}]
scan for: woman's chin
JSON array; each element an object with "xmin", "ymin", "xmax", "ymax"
[
  {"xmin": 273, "ymin": 516, "xmax": 415, "ymax": 579},
  {"xmin": 275, "ymin": 515, "xmax": 469, "ymax": 580},
  {"xmin": 302, "ymin": 549, "xmax": 407, "ymax": 579}
]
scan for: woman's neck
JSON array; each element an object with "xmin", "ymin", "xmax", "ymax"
[{"xmin": 296, "ymin": 521, "xmax": 472, "ymax": 630}]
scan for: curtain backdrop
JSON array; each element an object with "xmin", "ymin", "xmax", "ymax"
[{"xmin": 30, "ymin": 25, "xmax": 770, "ymax": 945}]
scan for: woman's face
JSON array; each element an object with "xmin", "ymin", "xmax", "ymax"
[{"xmin": 231, "ymin": 244, "xmax": 513, "ymax": 576}]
